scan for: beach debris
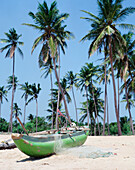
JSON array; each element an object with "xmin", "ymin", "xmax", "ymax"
[
  {"xmin": 0, "ymin": 138, "xmax": 16, "ymax": 150},
  {"xmin": 42, "ymin": 163, "xmax": 49, "ymax": 165}
]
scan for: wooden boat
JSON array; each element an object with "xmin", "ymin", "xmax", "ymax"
[{"xmin": 11, "ymin": 128, "xmax": 89, "ymax": 158}]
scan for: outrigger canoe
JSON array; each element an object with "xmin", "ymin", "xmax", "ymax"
[{"xmin": 12, "ymin": 128, "xmax": 89, "ymax": 158}]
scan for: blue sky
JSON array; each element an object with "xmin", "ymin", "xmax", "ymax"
[{"xmin": 0, "ymin": 0, "xmax": 135, "ymax": 123}]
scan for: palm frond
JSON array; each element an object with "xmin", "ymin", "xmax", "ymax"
[
  {"xmin": 118, "ymin": 24, "xmax": 135, "ymax": 31},
  {"xmin": 81, "ymin": 10, "xmax": 101, "ymax": 21},
  {"xmin": 22, "ymin": 23, "xmax": 43, "ymax": 30},
  {"xmin": 116, "ymin": 7, "xmax": 135, "ymax": 22},
  {"xmin": 17, "ymin": 47, "xmax": 24, "ymax": 58},
  {"xmin": 0, "ymin": 44, "xmax": 12, "ymax": 52},
  {"xmin": 31, "ymin": 35, "xmax": 43, "ymax": 54},
  {"xmin": 0, "ymin": 39, "xmax": 10, "ymax": 43}
]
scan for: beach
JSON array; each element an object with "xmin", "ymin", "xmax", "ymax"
[{"xmin": 0, "ymin": 134, "xmax": 135, "ymax": 170}]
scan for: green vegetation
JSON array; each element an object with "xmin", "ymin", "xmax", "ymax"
[{"xmin": 0, "ymin": 115, "xmax": 133, "ymax": 136}]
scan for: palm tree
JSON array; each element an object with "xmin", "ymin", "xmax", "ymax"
[
  {"xmin": 90, "ymin": 87, "xmax": 104, "ymax": 135},
  {"xmin": 28, "ymin": 114, "xmax": 34, "ymax": 122},
  {"xmin": 23, "ymin": 1, "xmax": 73, "ymax": 125},
  {"xmin": 7, "ymin": 75, "xmax": 19, "ymax": 131},
  {"xmin": 20, "ymin": 82, "xmax": 32, "ymax": 125},
  {"xmin": 77, "ymin": 63, "xmax": 100, "ymax": 127},
  {"xmin": 55, "ymin": 78, "xmax": 72, "ymax": 128},
  {"xmin": 7, "ymin": 75, "xmax": 19, "ymax": 91},
  {"xmin": 59, "ymin": 78, "xmax": 71, "ymax": 104},
  {"xmin": 77, "ymin": 66, "xmax": 91, "ymax": 126},
  {"xmin": 13, "ymin": 103, "xmax": 22, "ymax": 120},
  {"xmin": 27, "ymin": 83, "xmax": 41, "ymax": 132},
  {"xmin": 81, "ymin": 0, "xmax": 135, "ymax": 135},
  {"xmin": 79, "ymin": 93, "xmax": 103, "ymax": 135},
  {"xmin": 51, "ymin": 88, "xmax": 63, "ymax": 107},
  {"xmin": 13, "ymin": 103, "xmax": 22, "ymax": 131},
  {"xmin": 40, "ymin": 56, "xmax": 55, "ymax": 129},
  {"xmin": 65, "ymin": 71, "xmax": 78, "ymax": 125},
  {"xmin": 46, "ymin": 101, "xmax": 62, "ymax": 127},
  {"xmin": 98, "ymin": 64, "xmax": 111, "ymax": 135},
  {"xmin": 0, "ymin": 86, "xmax": 8, "ymax": 120},
  {"xmin": 85, "ymin": 63, "xmax": 101, "ymax": 134},
  {"xmin": 118, "ymin": 32, "xmax": 135, "ymax": 134},
  {"xmin": 0, "ymin": 28, "xmax": 24, "ymax": 132}
]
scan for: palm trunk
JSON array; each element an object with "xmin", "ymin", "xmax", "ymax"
[
  {"xmin": 107, "ymin": 93, "xmax": 110, "ymax": 135},
  {"xmin": 9, "ymin": 54, "xmax": 15, "ymax": 132},
  {"xmin": 23, "ymin": 98, "xmax": 27, "ymax": 125},
  {"xmin": 92, "ymin": 90, "xmax": 100, "ymax": 135},
  {"xmin": 36, "ymin": 98, "xmax": 38, "ymax": 132},
  {"xmin": 85, "ymin": 86, "xmax": 90, "ymax": 126},
  {"xmin": 0, "ymin": 100, "xmax": 1, "ymax": 122},
  {"xmin": 125, "ymin": 82, "xmax": 134, "ymax": 135},
  {"xmin": 72, "ymin": 86, "xmax": 78, "ymax": 125},
  {"xmin": 50, "ymin": 73, "xmax": 54, "ymax": 129},
  {"xmin": 52, "ymin": 57, "xmax": 71, "ymax": 124},
  {"xmin": 56, "ymin": 54, "xmax": 60, "ymax": 130},
  {"xmin": 118, "ymin": 78, "xmax": 120, "ymax": 117},
  {"xmin": 94, "ymin": 114, "xmax": 96, "ymax": 136},
  {"xmin": 16, "ymin": 116, "xmax": 18, "ymax": 133},
  {"xmin": 90, "ymin": 117, "xmax": 93, "ymax": 136},
  {"xmin": 103, "ymin": 53, "xmax": 107, "ymax": 135},
  {"xmin": 109, "ymin": 36, "xmax": 122, "ymax": 136},
  {"xmin": 56, "ymin": 90, "xmax": 60, "ymax": 130}
]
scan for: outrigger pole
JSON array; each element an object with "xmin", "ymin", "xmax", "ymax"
[{"xmin": 16, "ymin": 116, "xmax": 29, "ymax": 135}]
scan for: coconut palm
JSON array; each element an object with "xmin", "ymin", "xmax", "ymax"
[
  {"xmin": 28, "ymin": 114, "xmax": 34, "ymax": 122},
  {"xmin": 77, "ymin": 63, "xmax": 100, "ymax": 127},
  {"xmin": 77, "ymin": 66, "xmax": 91, "ymax": 126},
  {"xmin": 7, "ymin": 75, "xmax": 19, "ymax": 91},
  {"xmin": 118, "ymin": 32, "xmax": 135, "ymax": 134},
  {"xmin": 55, "ymin": 78, "xmax": 72, "ymax": 127},
  {"xmin": 7, "ymin": 75, "xmax": 19, "ymax": 131},
  {"xmin": 81, "ymin": 0, "xmax": 135, "ymax": 135},
  {"xmin": 0, "ymin": 86, "xmax": 8, "ymax": 120},
  {"xmin": 51, "ymin": 88, "xmax": 63, "ymax": 106},
  {"xmin": 47, "ymin": 83, "xmax": 70, "ymax": 127},
  {"xmin": 79, "ymin": 94, "xmax": 103, "ymax": 135},
  {"xmin": 46, "ymin": 101, "xmax": 62, "ymax": 127},
  {"xmin": 20, "ymin": 82, "xmax": 32, "ymax": 125},
  {"xmin": 51, "ymin": 78, "xmax": 71, "ymax": 128},
  {"xmin": 98, "ymin": 64, "xmax": 111, "ymax": 135},
  {"xmin": 27, "ymin": 83, "xmax": 41, "ymax": 132},
  {"xmin": 23, "ymin": 1, "xmax": 73, "ymax": 125},
  {"xmin": 40, "ymin": 56, "xmax": 55, "ymax": 129},
  {"xmin": 90, "ymin": 86, "xmax": 104, "ymax": 135},
  {"xmin": 84, "ymin": 63, "xmax": 101, "ymax": 134},
  {"xmin": 59, "ymin": 78, "xmax": 71, "ymax": 104},
  {"xmin": 13, "ymin": 103, "xmax": 22, "ymax": 119},
  {"xmin": 0, "ymin": 28, "xmax": 24, "ymax": 132},
  {"xmin": 65, "ymin": 71, "xmax": 78, "ymax": 125},
  {"xmin": 13, "ymin": 103, "xmax": 22, "ymax": 131}
]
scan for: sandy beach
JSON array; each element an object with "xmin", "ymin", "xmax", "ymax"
[{"xmin": 0, "ymin": 134, "xmax": 135, "ymax": 170}]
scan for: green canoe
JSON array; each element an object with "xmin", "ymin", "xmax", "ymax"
[{"xmin": 12, "ymin": 130, "xmax": 89, "ymax": 158}]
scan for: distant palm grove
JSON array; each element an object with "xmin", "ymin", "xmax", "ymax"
[{"xmin": 1, "ymin": 0, "xmax": 135, "ymax": 136}]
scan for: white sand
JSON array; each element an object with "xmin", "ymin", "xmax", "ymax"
[{"xmin": 0, "ymin": 135, "xmax": 135, "ymax": 170}]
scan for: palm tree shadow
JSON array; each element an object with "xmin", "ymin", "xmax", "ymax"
[{"xmin": 16, "ymin": 153, "xmax": 55, "ymax": 163}]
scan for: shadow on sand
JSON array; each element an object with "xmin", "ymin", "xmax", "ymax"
[{"xmin": 16, "ymin": 153, "xmax": 55, "ymax": 163}]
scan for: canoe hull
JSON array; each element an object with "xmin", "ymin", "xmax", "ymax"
[{"xmin": 12, "ymin": 131, "xmax": 88, "ymax": 157}]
